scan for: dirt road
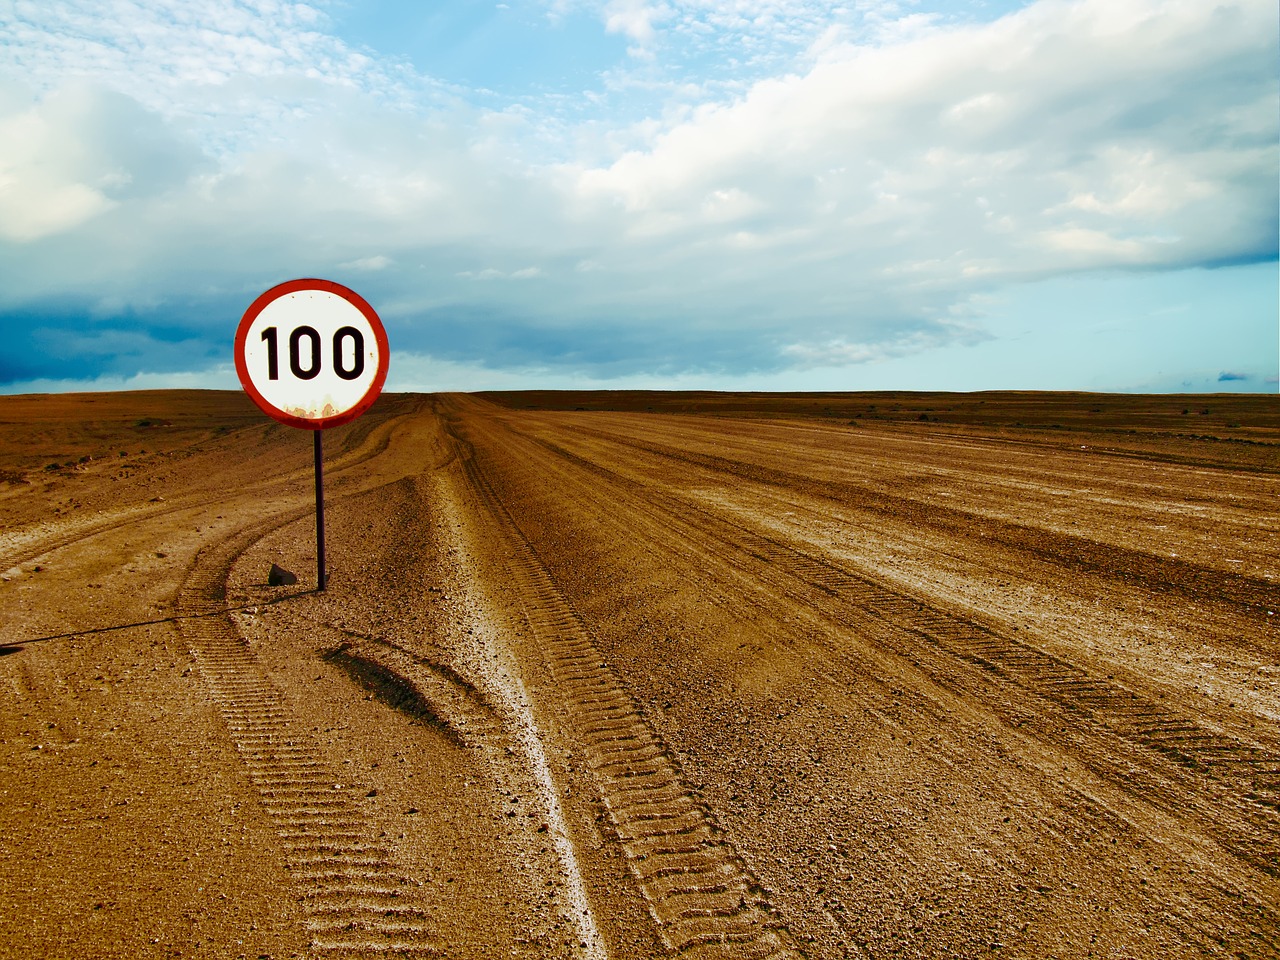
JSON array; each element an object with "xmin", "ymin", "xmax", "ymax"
[{"xmin": 1, "ymin": 390, "xmax": 1276, "ymax": 959}]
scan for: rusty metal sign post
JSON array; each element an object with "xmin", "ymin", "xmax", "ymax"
[{"xmin": 235, "ymin": 278, "xmax": 389, "ymax": 590}]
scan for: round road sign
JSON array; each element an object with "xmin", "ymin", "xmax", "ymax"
[{"xmin": 235, "ymin": 278, "xmax": 389, "ymax": 429}]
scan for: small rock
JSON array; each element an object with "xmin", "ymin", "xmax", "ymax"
[{"xmin": 267, "ymin": 563, "xmax": 297, "ymax": 586}]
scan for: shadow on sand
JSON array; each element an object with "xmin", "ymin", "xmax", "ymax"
[{"xmin": 0, "ymin": 585, "xmax": 317, "ymax": 655}]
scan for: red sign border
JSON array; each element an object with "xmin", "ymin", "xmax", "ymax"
[{"xmin": 235, "ymin": 278, "xmax": 389, "ymax": 430}]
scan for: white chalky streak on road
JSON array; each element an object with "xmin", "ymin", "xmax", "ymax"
[
  {"xmin": 472, "ymin": 614, "xmax": 608, "ymax": 960},
  {"xmin": 436, "ymin": 477, "xmax": 607, "ymax": 960}
]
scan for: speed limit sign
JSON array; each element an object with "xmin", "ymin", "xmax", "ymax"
[
  {"xmin": 235, "ymin": 278, "xmax": 389, "ymax": 429},
  {"xmin": 235, "ymin": 278, "xmax": 389, "ymax": 591}
]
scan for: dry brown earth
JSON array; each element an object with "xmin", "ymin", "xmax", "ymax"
[{"xmin": 0, "ymin": 389, "xmax": 1276, "ymax": 959}]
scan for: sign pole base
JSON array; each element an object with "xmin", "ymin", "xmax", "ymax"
[{"xmin": 314, "ymin": 430, "xmax": 326, "ymax": 591}]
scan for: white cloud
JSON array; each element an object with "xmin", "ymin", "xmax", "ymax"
[
  {"xmin": 569, "ymin": 0, "xmax": 1276, "ymax": 289},
  {"xmin": 340, "ymin": 254, "xmax": 394, "ymax": 271},
  {"xmin": 457, "ymin": 267, "xmax": 545, "ymax": 280},
  {"xmin": 604, "ymin": 0, "xmax": 672, "ymax": 54},
  {"xmin": 782, "ymin": 315, "xmax": 990, "ymax": 369},
  {"xmin": 0, "ymin": 363, "xmax": 239, "ymax": 396},
  {"xmin": 0, "ymin": 81, "xmax": 206, "ymax": 240},
  {"xmin": 0, "ymin": 0, "xmax": 456, "ymax": 161},
  {"xmin": 0, "ymin": 171, "xmax": 116, "ymax": 242},
  {"xmin": 0, "ymin": 0, "xmax": 1274, "ymax": 387}
]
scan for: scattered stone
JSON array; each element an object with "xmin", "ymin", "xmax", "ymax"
[{"xmin": 268, "ymin": 563, "xmax": 297, "ymax": 586}]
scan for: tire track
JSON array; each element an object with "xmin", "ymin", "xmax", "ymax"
[
  {"xmin": 573, "ymin": 426, "xmax": 1278, "ymax": 625},
  {"xmin": 718, "ymin": 520, "xmax": 1280, "ymax": 868},
  {"xmin": 0, "ymin": 404, "xmax": 410, "ymax": 577},
  {"xmin": 175, "ymin": 519, "xmax": 443, "ymax": 960},
  {"xmin": 452, "ymin": 420, "xmax": 803, "ymax": 959},
  {"xmin": 0, "ymin": 502, "xmax": 176, "ymax": 575},
  {"xmin": 502, "ymin": 426, "xmax": 1280, "ymax": 879}
]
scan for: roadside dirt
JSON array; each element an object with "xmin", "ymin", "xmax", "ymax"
[{"xmin": 0, "ymin": 389, "xmax": 1276, "ymax": 959}]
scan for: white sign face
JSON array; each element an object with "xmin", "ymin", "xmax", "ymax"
[{"xmin": 235, "ymin": 279, "xmax": 388, "ymax": 429}]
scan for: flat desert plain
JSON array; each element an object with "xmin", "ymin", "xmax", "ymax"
[{"xmin": 0, "ymin": 389, "xmax": 1276, "ymax": 960}]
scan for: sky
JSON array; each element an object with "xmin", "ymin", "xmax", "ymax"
[{"xmin": 0, "ymin": 0, "xmax": 1276, "ymax": 396}]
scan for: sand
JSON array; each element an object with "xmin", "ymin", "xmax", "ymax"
[{"xmin": 1, "ymin": 389, "xmax": 1276, "ymax": 959}]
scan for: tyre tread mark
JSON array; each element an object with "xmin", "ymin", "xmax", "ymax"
[
  {"xmin": 175, "ymin": 517, "xmax": 442, "ymax": 958},
  {"xmin": 518, "ymin": 427, "xmax": 1280, "ymax": 877},
  {"xmin": 451, "ymin": 420, "xmax": 802, "ymax": 960}
]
